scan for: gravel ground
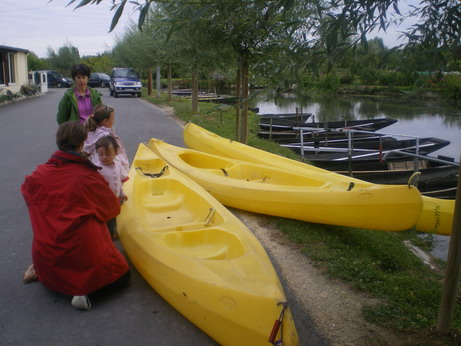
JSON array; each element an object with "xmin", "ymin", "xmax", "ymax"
[{"xmin": 233, "ymin": 210, "xmax": 408, "ymax": 345}]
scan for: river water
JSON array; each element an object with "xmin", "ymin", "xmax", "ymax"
[
  {"xmin": 254, "ymin": 94, "xmax": 461, "ymax": 160},
  {"xmin": 253, "ymin": 93, "xmax": 461, "ymax": 261}
]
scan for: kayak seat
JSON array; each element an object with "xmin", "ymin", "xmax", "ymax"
[
  {"xmin": 162, "ymin": 229, "xmax": 245, "ymax": 260},
  {"xmin": 142, "ymin": 194, "xmax": 184, "ymax": 212}
]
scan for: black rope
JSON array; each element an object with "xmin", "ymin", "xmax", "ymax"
[{"xmin": 136, "ymin": 166, "xmax": 168, "ymax": 178}]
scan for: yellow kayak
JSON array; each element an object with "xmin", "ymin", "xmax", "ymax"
[
  {"xmin": 415, "ymin": 196, "xmax": 456, "ymax": 236},
  {"xmin": 183, "ymin": 123, "xmax": 456, "ymax": 236},
  {"xmin": 183, "ymin": 122, "xmax": 369, "ymax": 185},
  {"xmin": 148, "ymin": 138, "xmax": 423, "ymax": 232},
  {"xmin": 118, "ymin": 143, "xmax": 299, "ymax": 346}
]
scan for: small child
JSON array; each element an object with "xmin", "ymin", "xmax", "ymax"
[
  {"xmin": 95, "ymin": 135, "xmax": 128, "ymax": 240},
  {"xmin": 83, "ymin": 104, "xmax": 129, "ymax": 177}
]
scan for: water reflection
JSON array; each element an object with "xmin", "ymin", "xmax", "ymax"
[{"xmin": 254, "ymin": 93, "xmax": 461, "ymax": 160}]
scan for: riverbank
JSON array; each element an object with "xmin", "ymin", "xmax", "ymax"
[{"xmin": 143, "ymin": 89, "xmax": 460, "ymax": 344}]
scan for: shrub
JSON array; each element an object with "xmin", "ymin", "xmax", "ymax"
[
  {"xmin": 442, "ymin": 74, "xmax": 461, "ymax": 100},
  {"xmin": 20, "ymin": 84, "xmax": 39, "ymax": 96},
  {"xmin": 358, "ymin": 67, "xmax": 381, "ymax": 85},
  {"xmin": 318, "ymin": 73, "xmax": 340, "ymax": 92}
]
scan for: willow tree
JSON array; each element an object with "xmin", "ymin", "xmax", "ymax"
[{"xmin": 65, "ymin": 0, "xmax": 461, "ymax": 140}]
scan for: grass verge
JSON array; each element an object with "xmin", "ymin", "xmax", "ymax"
[{"xmin": 141, "ymin": 89, "xmax": 461, "ymax": 334}]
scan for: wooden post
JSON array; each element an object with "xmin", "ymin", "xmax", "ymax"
[
  {"xmin": 437, "ymin": 156, "xmax": 461, "ymax": 334},
  {"xmin": 191, "ymin": 67, "xmax": 198, "ymax": 114},
  {"xmin": 167, "ymin": 64, "xmax": 172, "ymax": 102},
  {"xmin": 235, "ymin": 67, "xmax": 241, "ymax": 142},
  {"xmin": 241, "ymin": 56, "xmax": 249, "ymax": 144}
]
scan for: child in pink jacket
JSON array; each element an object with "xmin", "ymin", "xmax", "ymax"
[{"xmin": 83, "ymin": 104, "xmax": 129, "ymax": 176}]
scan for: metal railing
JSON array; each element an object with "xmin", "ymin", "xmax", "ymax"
[{"xmin": 292, "ymin": 127, "xmax": 458, "ymax": 176}]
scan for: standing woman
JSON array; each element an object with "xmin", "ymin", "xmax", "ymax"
[{"xmin": 57, "ymin": 64, "xmax": 102, "ymax": 125}]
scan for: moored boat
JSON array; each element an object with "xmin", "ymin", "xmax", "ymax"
[
  {"xmin": 148, "ymin": 138, "xmax": 423, "ymax": 232},
  {"xmin": 259, "ymin": 116, "xmax": 397, "ymax": 132},
  {"xmin": 183, "ymin": 122, "xmax": 456, "ymax": 235},
  {"xmin": 118, "ymin": 143, "xmax": 299, "ymax": 345},
  {"xmin": 283, "ymin": 137, "xmax": 450, "ymax": 160}
]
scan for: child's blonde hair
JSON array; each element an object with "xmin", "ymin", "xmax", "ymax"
[{"xmin": 85, "ymin": 104, "xmax": 115, "ymax": 131}]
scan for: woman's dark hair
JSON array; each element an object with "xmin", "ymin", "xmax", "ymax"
[
  {"xmin": 71, "ymin": 64, "xmax": 91, "ymax": 79},
  {"xmin": 95, "ymin": 135, "xmax": 119, "ymax": 153},
  {"xmin": 85, "ymin": 104, "xmax": 115, "ymax": 131},
  {"xmin": 56, "ymin": 121, "xmax": 88, "ymax": 152}
]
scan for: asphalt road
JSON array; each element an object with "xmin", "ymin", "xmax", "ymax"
[
  {"xmin": 0, "ymin": 88, "xmax": 325, "ymax": 346},
  {"xmin": 0, "ymin": 88, "xmax": 216, "ymax": 345}
]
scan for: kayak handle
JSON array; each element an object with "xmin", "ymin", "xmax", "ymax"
[
  {"xmin": 204, "ymin": 208, "xmax": 215, "ymax": 226},
  {"xmin": 136, "ymin": 166, "xmax": 169, "ymax": 178},
  {"xmin": 407, "ymin": 172, "xmax": 421, "ymax": 188}
]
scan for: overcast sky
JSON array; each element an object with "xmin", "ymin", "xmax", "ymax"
[
  {"xmin": 0, "ymin": 0, "xmax": 135, "ymax": 58},
  {"xmin": 1, "ymin": 0, "xmax": 416, "ymax": 59}
]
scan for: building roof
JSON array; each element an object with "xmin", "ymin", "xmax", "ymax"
[{"xmin": 0, "ymin": 45, "xmax": 30, "ymax": 54}]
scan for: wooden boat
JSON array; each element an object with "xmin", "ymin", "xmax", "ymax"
[
  {"xmin": 183, "ymin": 122, "xmax": 455, "ymax": 235},
  {"xmin": 259, "ymin": 116, "xmax": 397, "ymax": 132},
  {"xmin": 334, "ymin": 159, "xmax": 459, "ymax": 199},
  {"xmin": 258, "ymin": 113, "xmax": 313, "ymax": 129},
  {"xmin": 148, "ymin": 138, "xmax": 423, "ymax": 232},
  {"xmin": 284, "ymin": 137, "xmax": 451, "ymax": 158},
  {"xmin": 283, "ymin": 136, "xmax": 450, "ymax": 152},
  {"xmin": 258, "ymin": 117, "xmax": 398, "ymax": 142},
  {"xmin": 117, "ymin": 143, "xmax": 299, "ymax": 345}
]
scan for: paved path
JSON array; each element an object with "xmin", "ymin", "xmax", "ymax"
[{"xmin": 0, "ymin": 89, "xmax": 216, "ymax": 345}]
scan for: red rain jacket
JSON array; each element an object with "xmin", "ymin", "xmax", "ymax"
[{"xmin": 21, "ymin": 151, "xmax": 129, "ymax": 296}]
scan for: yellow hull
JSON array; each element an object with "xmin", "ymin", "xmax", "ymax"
[
  {"xmin": 414, "ymin": 196, "xmax": 455, "ymax": 236},
  {"xmin": 118, "ymin": 143, "xmax": 299, "ymax": 345},
  {"xmin": 183, "ymin": 123, "xmax": 455, "ymax": 235},
  {"xmin": 148, "ymin": 138, "xmax": 423, "ymax": 232}
]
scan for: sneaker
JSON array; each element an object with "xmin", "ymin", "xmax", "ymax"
[
  {"xmin": 71, "ymin": 295, "xmax": 92, "ymax": 310},
  {"xmin": 23, "ymin": 264, "xmax": 38, "ymax": 283}
]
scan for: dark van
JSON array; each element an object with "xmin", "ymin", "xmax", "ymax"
[
  {"xmin": 109, "ymin": 68, "xmax": 142, "ymax": 98},
  {"xmin": 47, "ymin": 71, "xmax": 72, "ymax": 88}
]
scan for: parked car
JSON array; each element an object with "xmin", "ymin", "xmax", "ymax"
[
  {"xmin": 47, "ymin": 71, "xmax": 72, "ymax": 88},
  {"xmin": 88, "ymin": 73, "xmax": 110, "ymax": 88},
  {"xmin": 109, "ymin": 67, "xmax": 142, "ymax": 98}
]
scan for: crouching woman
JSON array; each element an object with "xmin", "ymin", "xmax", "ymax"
[{"xmin": 21, "ymin": 121, "xmax": 130, "ymax": 310}]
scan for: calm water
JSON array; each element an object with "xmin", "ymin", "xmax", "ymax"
[
  {"xmin": 254, "ymin": 93, "xmax": 461, "ymax": 261},
  {"xmin": 254, "ymin": 94, "xmax": 461, "ymax": 161}
]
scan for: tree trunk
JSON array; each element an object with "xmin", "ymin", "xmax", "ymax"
[
  {"xmin": 156, "ymin": 65, "xmax": 161, "ymax": 98},
  {"xmin": 241, "ymin": 53, "xmax": 249, "ymax": 144},
  {"xmin": 148, "ymin": 66, "xmax": 153, "ymax": 96},
  {"xmin": 167, "ymin": 64, "xmax": 172, "ymax": 102},
  {"xmin": 437, "ymin": 161, "xmax": 461, "ymax": 333},
  {"xmin": 235, "ymin": 67, "xmax": 241, "ymax": 141},
  {"xmin": 192, "ymin": 67, "xmax": 198, "ymax": 113}
]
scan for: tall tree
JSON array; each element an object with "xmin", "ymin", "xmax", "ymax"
[
  {"xmin": 46, "ymin": 43, "xmax": 80, "ymax": 74},
  {"xmin": 27, "ymin": 52, "xmax": 48, "ymax": 71},
  {"xmin": 81, "ymin": 53, "xmax": 114, "ymax": 74}
]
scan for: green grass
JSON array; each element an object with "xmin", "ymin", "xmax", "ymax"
[{"xmin": 141, "ymin": 88, "xmax": 461, "ymax": 333}]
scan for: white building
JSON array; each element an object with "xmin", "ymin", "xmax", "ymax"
[{"xmin": 0, "ymin": 45, "xmax": 29, "ymax": 94}]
